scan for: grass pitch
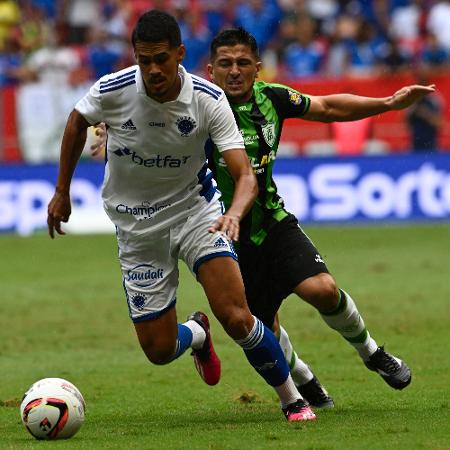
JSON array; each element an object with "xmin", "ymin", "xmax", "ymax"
[{"xmin": 0, "ymin": 225, "xmax": 449, "ymax": 449}]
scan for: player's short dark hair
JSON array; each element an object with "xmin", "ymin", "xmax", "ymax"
[
  {"xmin": 131, "ymin": 10, "xmax": 181, "ymax": 48},
  {"xmin": 210, "ymin": 28, "xmax": 259, "ymax": 60}
]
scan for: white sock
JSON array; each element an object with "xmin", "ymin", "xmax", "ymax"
[
  {"xmin": 274, "ymin": 374, "xmax": 302, "ymax": 409},
  {"xmin": 183, "ymin": 319, "xmax": 206, "ymax": 350},
  {"xmin": 278, "ymin": 326, "xmax": 314, "ymax": 386}
]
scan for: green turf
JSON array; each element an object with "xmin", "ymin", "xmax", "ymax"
[{"xmin": 1, "ymin": 225, "xmax": 449, "ymax": 449}]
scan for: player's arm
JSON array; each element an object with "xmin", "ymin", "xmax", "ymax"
[
  {"xmin": 302, "ymin": 84, "xmax": 436, "ymax": 122},
  {"xmin": 47, "ymin": 109, "xmax": 91, "ymax": 238},
  {"xmin": 208, "ymin": 148, "xmax": 258, "ymax": 241}
]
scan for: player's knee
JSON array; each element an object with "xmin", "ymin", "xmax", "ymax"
[
  {"xmin": 214, "ymin": 303, "xmax": 254, "ymax": 340},
  {"xmin": 300, "ymin": 273, "xmax": 339, "ymax": 310},
  {"xmin": 319, "ymin": 274, "xmax": 339, "ymax": 303}
]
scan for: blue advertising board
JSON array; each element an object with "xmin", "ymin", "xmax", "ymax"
[
  {"xmin": 273, "ymin": 153, "xmax": 450, "ymax": 223},
  {"xmin": 1, "ymin": 154, "xmax": 449, "ymax": 235}
]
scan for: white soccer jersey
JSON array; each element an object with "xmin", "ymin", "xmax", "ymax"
[{"xmin": 75, "ymin": 65, "xmax": 244, "ymax": 234}]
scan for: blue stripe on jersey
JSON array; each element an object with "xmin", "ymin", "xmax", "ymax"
[
  {"xmin": 193, "ymin": 85, "xmax": 220, "ymax": 100},
  {"xmin": 100, "ymin": 69, "xmax": 136, "ymax": 87},
  {"xmin": 100, "ymin": 79, "xmax": 136, "ymax": 93},
  {"xmin": 191, "ymin": 76, "xmax": 222, "ymax": 96},
  {"xmin": 99, "ymin": 73, "xmax": 135, "ymax": 91},
  {"xmin": 197, "ymin": 163, "xmax": 216, "ymax": 202}
]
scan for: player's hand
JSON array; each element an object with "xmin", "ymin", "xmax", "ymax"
[
  {"xmin": 208, "ymin": 214, "xmax": 240, "ymax": 241},
  {"xmin": 90, "ymin": 123, "xmax": 107, "ymax": 157},
  {"xmin": 47, "ymin": 191, "xmax": 71, "ymax": 239},
  {"xmin": 387, "ymin": 84, "xmax": 436, "ymax": 110}
]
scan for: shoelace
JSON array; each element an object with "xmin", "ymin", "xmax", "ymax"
[
  {"xmin": 285, "ymin": 399, "xmax": 308, "ymax": 413},
  {"xmin": 376, "ymin": 350, "xmax": 400, "ymax": 374}
]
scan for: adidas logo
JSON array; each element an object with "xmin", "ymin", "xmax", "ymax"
[
  {"xmin": 121, "ymin": 119, "xmax": 136, "ymax": 130},
  {"xmin": 113, "ymin": 147, "xmax": 131, "ymax": 157},
  {"xmin": 214, "ymin": 237, "xmax": 228, "ymax": 248}
]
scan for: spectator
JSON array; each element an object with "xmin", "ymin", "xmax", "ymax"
[
  {"xmin": 324, "ymin": 12, "xmax": 355, "ymax": 76},
  {"xmin": 17, "ymin": 2, "xmax": 48, "ymax": 55},
  {"xmin": 421, "ymin": 31, "xmax": 449, "ymax": 69},
  {"xmin": 86, "ymin": 27, "xmax": 123, "ymax": 79},
  {"xmin": 22, "ymin": 25, "xmax": 83, "ymax": 87},
  {"xmin": 60, "ymin": 0, "xmax": 99, "ymax": 45},
  {"xmin": 0, "ymin": 34, "xmax": 25, "ymax": 87},
  {"xmin": 343, "ymin": 17, "xmax": 387, "ymax": 75},
  {"xmin": 100, "ymin": 0, "xmax": 129, "ymax": 55},
  {"xmin": 0, "ymin": 0, "xmax": 20, "ymax": 50},
  {"xmin": 281, "ymin": 15, "xmax": 326, "ymax": 78},
  {"xmin": 179, "ymin": 6, "xmax": 212, "ymax": 74},
  {"xmin": 406, "ymin": 64, "xmax": 444, "ymax": 152},
  {"xmin": 377, "ymin": 37, "xmax": 411, "ymax": 74},
  {"xmin": 30, "ymin": 0, "xmax": 58, "ymax": 20},
  {"xmin": 234, "ymin": 0, "xmax": 282, "ymax": 51},
  {"xmin": 427, "ymin": 0, "xmax": 450, "ymax": 52},
  {"xmin": 389, "ymin": 0, "xmax": 426, "ymax": 60},
  {"xmin": 199, "ymin": 0, "xmax": 235, "ymax": 36}
]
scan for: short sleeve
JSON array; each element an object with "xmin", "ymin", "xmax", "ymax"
[
  {"xmin": 208, "ymin": 94, "xmax": 245, "ymax": 152},
  {"xmin": 264, "ymin": 84, "xmax": 311, "ymax": 120},
  {"xmin": 75, "ymin": 80, "xmax": 104, "ymax": 125}
]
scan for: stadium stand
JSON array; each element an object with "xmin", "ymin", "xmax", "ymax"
[{"xmin": 0, "ymin": 0, "xmax": 449, "ymax": 162}]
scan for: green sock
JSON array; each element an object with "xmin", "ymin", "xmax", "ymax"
[{"xmin": 320, "ymin": 289, "xmax": 378, "ymax": 360}]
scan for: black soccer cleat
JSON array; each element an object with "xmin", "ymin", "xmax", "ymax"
[
  {"xmin": 364, "ymin": 346, "xmax": 411, "ymax": 390},
  {"xmin": 297, "ymin": 375, "xmax": 335, "ymax": 409}
]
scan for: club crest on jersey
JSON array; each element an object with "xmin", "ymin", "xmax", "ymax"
[
  {"xmin": 288, "ymin": 90, "xmax": 302, "ymax": 105},
  {"xmin": 176, "ymin": 116, "xmax": 197, "ymax": 137},
  {"xmin": 261, "ymin": 122, "xmax": 276, "ymax": 148}
]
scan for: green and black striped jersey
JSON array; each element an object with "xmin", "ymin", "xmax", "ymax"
[{"xmin": 209, "ymin": 81, "xmax": 311, "ymax": 246}]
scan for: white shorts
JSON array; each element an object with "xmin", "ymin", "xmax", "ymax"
[{"xmin": 117, "ymin": 199, "xmax": 237, "ymax": 323}]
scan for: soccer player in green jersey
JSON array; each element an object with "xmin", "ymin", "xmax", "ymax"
[
  {"xmin": 206, "ymin": 28, "xmax": 435, "ymax": 401},
  {"xmin": 92, "ymin": 27, "xmax": 434, "ymax": 409}
]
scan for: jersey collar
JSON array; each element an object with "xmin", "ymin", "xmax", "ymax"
[{"xmin": 135, "ymin": 64, "xmax": 193, "ymax": 104}]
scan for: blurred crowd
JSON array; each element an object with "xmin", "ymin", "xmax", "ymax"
[{"xmin": 1, "ymin": 0, "xmax": 450, "ymax": 88}]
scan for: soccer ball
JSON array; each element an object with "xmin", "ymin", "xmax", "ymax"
[{"xmin": 20, "ymin": 378, "xmax": 85, "ymax": 440}]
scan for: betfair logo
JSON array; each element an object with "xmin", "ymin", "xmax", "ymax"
[{"xmin": 113, "ymin": 147, "xmax": 191, "ymax": 168}]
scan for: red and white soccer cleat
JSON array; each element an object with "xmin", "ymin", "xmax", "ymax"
[{"xmin": 187, "ymin": 311, "xmax": 221, "ymax": 386}]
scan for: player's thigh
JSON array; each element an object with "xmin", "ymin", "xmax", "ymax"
[
  {"xmin": 177, "ymin": 198, "xmax": 239, "ymax": 277},
  {"xmin": 117, "ymin": 227, "xmax": 179, "ymax": 325},
  {"xmin": 266, "ymin": 214, "xmax": 330, "ymax": 299},
  {"xmin": 197, "ymin": 256, "xmax": 254, "ymax": 339}
]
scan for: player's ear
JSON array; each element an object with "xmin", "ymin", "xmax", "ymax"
[
  {"xmin": 255, "ymin": 61, "xmax": 262, "ymax": 79},
  {"xmin": 177, "ymin": 44, "xmax": 186, "ymax": 63},
  {"xmin": 207, "ymin": 64, "xmax": 214, "ymax": 81}
]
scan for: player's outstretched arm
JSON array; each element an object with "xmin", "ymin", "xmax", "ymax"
[
  {"xmin": 303, "ymin": 84, "xmax": 436, "ymax": 123},
  {"xmin": 47, "ymin": 109, "xmax": 91, "ymax": 239},
  {"xmin": 208, "ymin": 149, "xmax": 257, "ymax": 241}
]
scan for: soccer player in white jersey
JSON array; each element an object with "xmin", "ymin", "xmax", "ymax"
[{"xmin": 47, "ymin": 10, "xmax": 316, "ymax": 422}]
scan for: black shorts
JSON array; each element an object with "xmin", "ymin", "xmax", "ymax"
[{"xmin": 238, "ymin": 214, "xmax": 329, "ymax": 328}]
